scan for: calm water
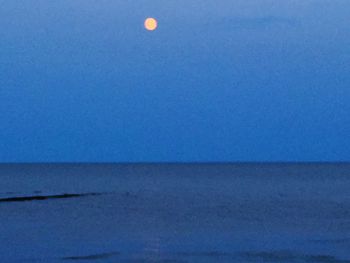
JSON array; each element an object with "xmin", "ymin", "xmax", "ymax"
[{"xmin": 1, "ymin": 163, "xmax": 350, "ymax": 262}]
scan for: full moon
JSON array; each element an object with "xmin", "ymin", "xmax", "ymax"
[{"xmin": 144, "ymin": 18, "xmax": 158, "ymax": 31}]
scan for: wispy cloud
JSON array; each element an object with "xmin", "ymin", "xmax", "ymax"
[{"xmin": 213, "ymin": 15, "xmax": 299, "ymax": 30}]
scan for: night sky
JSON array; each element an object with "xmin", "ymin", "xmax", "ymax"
[{"xmin": 1, "ymin": 0, "xmax": 349, "ymax": 162}]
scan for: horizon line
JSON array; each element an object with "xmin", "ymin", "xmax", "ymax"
[{"xmin": 1, "ymin": 162, "xmax": 350, "ymax": 165}]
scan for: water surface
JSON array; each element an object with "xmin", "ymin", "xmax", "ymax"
[{"xmin": 1, "ymin": 163, "xmax": 349, "ymax": 262}]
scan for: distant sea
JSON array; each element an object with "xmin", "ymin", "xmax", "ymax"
[{"xmin": 1, "ymin": 163, "xmax": 350, "ymax": 262}]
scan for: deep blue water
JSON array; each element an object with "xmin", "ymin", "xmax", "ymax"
[{"xmin": 1, "ymin": 163, "xmax": 350, "ymax": 262}]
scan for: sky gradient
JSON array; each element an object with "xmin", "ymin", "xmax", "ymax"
[{"xmin": 1, "ymin": 0, "xmax": 349, "ymax": 162}]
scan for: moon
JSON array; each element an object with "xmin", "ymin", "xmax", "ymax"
[{"xmin": 144, "ymin": 18, "xmax": 158, "ymax": 31}]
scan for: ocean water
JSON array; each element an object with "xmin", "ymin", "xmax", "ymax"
[{"xmin": 0, "ymin": 163, "xmax": 350, "ymax": 262}]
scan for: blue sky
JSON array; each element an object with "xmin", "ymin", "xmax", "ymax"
[{"xmin": 0, "ymin": 0, "xmax": 349, "ymax": 162}]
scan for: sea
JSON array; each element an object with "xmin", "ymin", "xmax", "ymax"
[{"xmin": 0, "ymin": 163, "xmax": 349, "ymax": 262}]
